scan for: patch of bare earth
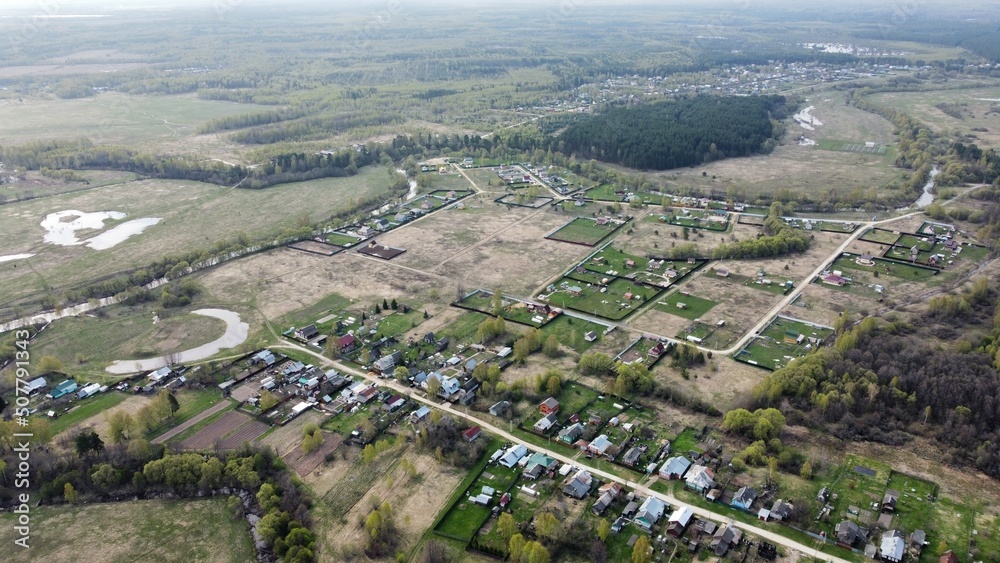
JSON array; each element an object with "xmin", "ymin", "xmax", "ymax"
[{"xmin": 376, "ymin": 206, "xmax": 596, "ymax": 295}]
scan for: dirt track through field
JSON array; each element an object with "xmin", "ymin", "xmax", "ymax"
[{"xmin": 151, "ymin": 399, "xmax": 232, "ymax": 444}]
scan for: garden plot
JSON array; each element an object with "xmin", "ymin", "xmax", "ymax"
[
  {"xmin": 435, "ymin": 463, "xmax": 521, "ymax": 542},
  {"xmin": 828, "ymin": 253, "xmax": 938, "ymax": 283},
  {"xmin": 546, "ymin": 216, "xmax": 628, "ymax": 246},
  {"xmin": 734, "ymin": 316, "xmax": 833, "ymax": 370},
  {"xmin": 178, "ymin": 411, "xmax": 269, "ymax": 450},
  {"xmin": 652, "ymin": 291, "xmax": 717, "ymax": 320},
  {"xmin": 542, "ymin": 276, "xmax": 664, "ymax": 321},
  {"xmin": 647, "ymin": 208, "xmax": 730, "ymax": 231},
  {"xmin": 456, "ymin": 289, "xmax": 558, "ymax": 327}
]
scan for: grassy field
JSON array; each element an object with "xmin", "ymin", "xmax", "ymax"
[
  {"xmin": 48, "ymin": 391, "xmax": 128, "ymax": 435},
  {"xmin": 831, "ymin": 254, "xmax": 938, "ymax": 281},
  {"xmin": 325, "ymin": 232, "xmax": 362, "ymax": 246},
  {"xmin": 434, "ymin": 463, "xmax": 519, "ymax": 542},
  {"xmin": 547, "ymin": 217, "xmax": 625, "ymax": 245},
  {"xmin": 653, "ymin": 291, "xmax": 717, "ymax": 320},
  {"xmin": 539, "ymin": 314, "xmax": 605, "ymax": 353},
  {"xmin": 859, "ymin": 228, "xmax": 902, "ymax": 245},
  {"xmin": 736, "ymin": 317, "xmax": 833, "ymax": 370},
  {"xmin": 869, "ymin": 85, "xmax": 1000, "ymax": 149},
  {"xmin": 28, "ymin": 304, "xmax": 229, "ymax": 379},
  {"xmin": 0, "ymin": 497, "xmax": 255, "ymax": 563},
  {"xmin": 0, "ymin": 92, "xmax": 269, "ymax": 147},
  {"xmin": 0, "ymin": 165, "xmax": 394, "ymax": 316},
  {"xmin": 545, "ymin": 276, "xmax": 662, "ymax": 320}
]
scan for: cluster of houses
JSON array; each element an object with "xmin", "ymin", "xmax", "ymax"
[{"xmin": 831, "ymin": 487, "xmax": 929, "ymax": 562}]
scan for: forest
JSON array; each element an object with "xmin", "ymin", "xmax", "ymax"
[
  {"xmin": 751, "ymin": 278, "xmax": 1000, "ymax": 477},
  {"xmin": 553, "ymin": 95, "xmax": 790, "ymax": 170}
]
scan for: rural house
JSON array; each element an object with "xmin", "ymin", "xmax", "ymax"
[
  {"xmin": 539, "ymin": 397, "xmax": 560, "ymax": 415},
  {"xmin": 499, "ymin": 444, "xmax": 528, "ymax": 468},
  {"xmin": 489, "ymin": 400, "xmax": 511, "ymax": 417},
  {"xmin": 410, "ymin": 406, "xmax": 431, "ymax": 424},
  {"xmin": 533, "ymin": 412, "xmax": 558, "ymax": 433},
  {"xmin": 882, "ymin": 490, "xmax": 899, "ymax": 513},
  {"xmin": 635, "ymin": 497, "xmax": 668, "ymax": 532},
  {"xmin": 47, "ymin": 379, "xmax": 78, "ymax": 400},
  {"xmin": 665, "ymin": 505, "xmax": 693, "ymax": 537},
  {"xmin": 337, "ymin": 334, "xmax": 357, "ymax": 353},
  {"xmin": 295, "ymin": 324, "xmax": 320, "ymax": 341},
  {"xmin": 835, "ymin": 520, "xmax": 868, "ymax": 547},
  {"xmin": 25, "ymin": 376, "xmax": 47, "ymax": 395},
  {"xmin": 462, "ymin": 426, "xmax": 482, "ymax": 442},
  {"xmin": 880, "ymin": 530, "xmax": 905, "ymax": 563},
  {"xmin": 587, "ymin": 434, "xmax": 614, "ymax": 458},
  {"xmin": 523, "ymin": 452, "xmax": 558, "ymax": 479},
  {"xmin": 684, "ymin": 465, "xmax": 716, "ymax": 493},
  {"xmin": 658, "ymin": 456, "xmax": 692, "ymax": 480},
  {"xmin": 731, "ymin": 486, "xmax": 757, "ymax": 510},
  {"xmin": 768, "ymin": 499, "xmax": 793, "ymax": 522},
  {"xmin": 562, "ymin": 469, "xmax": 593, "ymax": 499},
  {"xmin": 558, "ymin": 422, "xmax": 584, "ymax": 443},
  {"xmin": 710, "ymin": 524, "xmax": 743, "ymax": 556}
]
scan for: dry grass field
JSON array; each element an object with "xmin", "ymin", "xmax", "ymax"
[
  {"xmin": 0, "ymin": 498, "xmax": 255, "ymax": 563},
  {"xmin": 870, "ymin": 84, "xmax": 1000, "ymax": 148},
  {"xmin": 307, "ymin": 446, "xmax": 466, "ymax": 562},
  {"xmin": 0, "ymin": 166, "xmax": 394, "ymax": 316}
]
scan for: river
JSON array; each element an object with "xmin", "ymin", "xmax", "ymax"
[
  {"xmin": 912, "ymin": 166, "xmax": 941, "ymax": 208},
  {"xmin": 396, "ymin": 168, "xmax": 419, "ymax": 200}
]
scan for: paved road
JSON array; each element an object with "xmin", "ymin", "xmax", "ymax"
[
  {"xmin": 271, "ymin": 341, "xmax": 847, "ymax": 562},
  {"xmin": 151, "ymin": 398, "xmax": 233, "ymax": 444}
]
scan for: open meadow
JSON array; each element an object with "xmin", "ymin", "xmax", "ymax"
[
  {"xmin": 0, "ymin": 165, "xmax": 393, "ymax": 318},
  {"xmin": 0, "ymin": 498, "xmax": 255, "ymax": 563},
  {"xmin": 869, "ymin": 83, "xmax": 1000, "ymax": 148}
]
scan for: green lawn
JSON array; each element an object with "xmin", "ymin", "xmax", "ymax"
[
  {"xmin": 653, "ymin": 291, "xmax": 717, "ymax": 320},
  {"xmin": 49, "ymin": 392, "xmax": 128, "ymax": 436},
  {"xmin": 376, "ymin": 307, "xmax": 426, "ymax": 337},
  {"xmin": 859, "ymin": 228, "xmax": 902, "ymax": 245},
  {"xmin": 552, "ymin": 381, "xmax": 601, "ymax": 419},
  {"xmin": 326, "ymin": 232, "xmax": 361, "ymax": 246},
  {"xmin": 547, "ymin": 217, "xmax": 625, "ymax": 245},
  {"xmin": 277, "ymin": 292, "xmax": 352, "ymax": 332},
  {"xmin": 587, "ymin": 246, "xmax": 650, "ymax": 274},
  {"xmin": 539, "ymin": 314, "xmax": 605, "ymax": 353},
  {"xmin": 736, "ymin": 317, "xmax": 832, "ymax": 370},
  {"xmin": 546, "ymin": 277, "xmax": 662, "ymax": 321},
  {"xmin": 832, "ymin": 254, "xmax": 938, "ymax": 281},
  {"xmin": 27, "ymin": 304, "xmax": 228, "ymax": 381},
  {"xmin": 439, "ymin": 311, "xmax": 489, "ymax": 342}
]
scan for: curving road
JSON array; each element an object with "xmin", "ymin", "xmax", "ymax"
[
  {"xmin": 272, "ymin": 340, "xmax": 848, "ymax": 562},
  {"xmin": 105, "ymin": 309, "xmax": 249, "ymax": 374}
]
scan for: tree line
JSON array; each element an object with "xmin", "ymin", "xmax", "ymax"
[
  {"xmin": 751, "ymin": 279, "xmax": 1000, "ymax": 478},
  {"xmin": 552, "ymin": 95, "xmax": 791, "ymax": 170}
]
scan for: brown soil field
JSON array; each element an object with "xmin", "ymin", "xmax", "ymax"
[
  {"xmin": 284, "ymin": 432, "xmax": 343, "ymax": 477},
  {"xmin": 651, "ymin": 355, "xmax": 765, "ymax": 412},
  {"xmin": 376, "ymin": 205, "xmax": 595, "ymax": 295},
  {"xmin": 180, "ymin": 411, "xmax": 260, "ymax": 450},
  {"xmin": 258, "ymin": 410, "xmax": 327, "ymax": 454}
]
